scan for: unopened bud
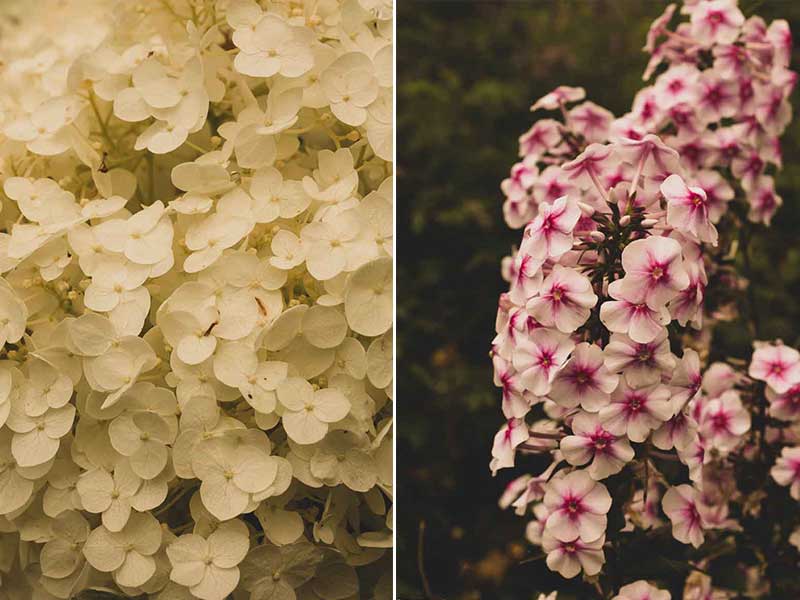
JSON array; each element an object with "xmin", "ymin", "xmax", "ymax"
[
  {"xmin": 577, "ymin": 201, "xmax": 595, "ymax": 216},
  {"xmin": 498, "ymin": 293, "xmax": 513, "ymax": 311},
  {"xmin": 210, "ymin": 136, "xmax": 222, "ymax": 147},
  {"xmin": 346, "ymin": 130, "xmax": 360, "ymax": 142},
  {"xmin": 589, "ymin": 231, "xmax": 606, "ymax": 243},
  {"xmin": 641, "ymin": 218, "xmax": 659, "ymax": 228},
  {"xmin": 619, "ymin": 215, "xmax": 631, "ymax": 227}
]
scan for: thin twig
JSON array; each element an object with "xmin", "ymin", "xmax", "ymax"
[{"xmin": 417, "ymin": 520, "xmax": 438, "ymax": 600}]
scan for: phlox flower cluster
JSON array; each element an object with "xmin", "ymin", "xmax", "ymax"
[
  {"xmin": 503, "ymin": 0, "xmax": 793, "ymax": 231},
  {"xmin": 0, "ymin": 0, "xmax": 393, "ymax": 599},
  {"xmin": 490, "ymin": 1, "xmax": 799, "ymax": 597}
]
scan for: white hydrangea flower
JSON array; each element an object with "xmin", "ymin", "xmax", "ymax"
[
  {"xmin": 277, "ymin": 377, "xmax": 351, "ymax": 445},
  {"xmin": 83, "ymin": 512, "xmax": 163, "ymax": 588},
  {"xmin": 191, "ymin": 436, "xmax": 280, "ymax": 520},
  {"xmin": 166, "ymin": 519, "xmax": 249, "ymax": 600},
  {"xmin": 0, "ymin": 0, "xmax": 393, "ymax": 596}
]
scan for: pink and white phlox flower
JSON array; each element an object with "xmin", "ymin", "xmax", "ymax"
[
  {"xmin": 617, "ymin": 236, "xmax": 690, "ymax": 310},
  {"xmin": 521, "ymin": 195, "xmax": 581, "ymax": 260},
  {"xmin": 662, "ymin": 484, "xmax": 709, "ymax": 548},
  {"xmin": 661, "ymin": 174, "xmax": 718, "ymax": 245},
  {"xmin": 603, "ymin": 330, "xmax": 676, "ymax": 388},
  {"xmin": 513, "ymin": 328, "xmax": 575, "ymax": 396},
  {"xmin": 543, "ymin": 469, "xmax": 612, "ymax": 542},
  {"xmin": 600, "ymin": 376, "xmax": 673, "ymax": 443},
  {"xmin": 550, "ymin": 342, "xmax": 619, "ymax": 412},
  {"xmin": 600, "ymin": 279, "xmax": 671, "ymax": 344},
  {"xmin": 561, "ymin": 411, "xmax": 634, "ymax": 480},
  {"xmin": 527, "ymin": 265, "xmax": 597, "ymax": 333},
  {"xmin": 749, "ymin": 342, "xmax": 800, "ymax": 394}
]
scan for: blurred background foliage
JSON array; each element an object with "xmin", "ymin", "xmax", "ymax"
[{"xmin": 397, "ymin": 1, "xmax": 800, "ymax": 599}]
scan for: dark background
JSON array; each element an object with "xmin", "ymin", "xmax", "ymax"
[{"xmin": 398, "ymin": 1, "xmax": 800, "ymax": 599}]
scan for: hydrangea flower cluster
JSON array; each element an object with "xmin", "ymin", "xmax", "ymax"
[
  {"xmin": 0, "ymin": 1, "xmax": 393, "ymax": 599},
  {"xmin": 490, "ymin": 1, "xmax": 799, "ymax": 597}
]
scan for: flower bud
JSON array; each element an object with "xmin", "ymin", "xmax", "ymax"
[{"xmin": 619, "ymin": 215, "xmax": 631, "ymax": 227}]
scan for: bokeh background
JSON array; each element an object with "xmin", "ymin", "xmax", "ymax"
[{"xmin": 398, "ymin": 1, "xmax": 800, "ymax": 599}]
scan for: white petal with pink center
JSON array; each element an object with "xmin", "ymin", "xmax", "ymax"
[
  {"xmin": 508, "ymin": 251, "xmax": 544, "ymax": 306},
  {"xmin": 599, "ymin": 377, "xmax": 672, "ymax": 443},
  {"xmin": 561, "ymin": 411, "xmax": 634, "ymax": 480},
  {"xmin": 493, "ymin": 355, "xmax": 534, "ymax": 419},
  {"xmin": 662, "ymin": 174, "xmax": 718, "ymax": 245},
  {"xmin": 617, "ymin": 236, "xmax": 690, "ymax": 310},
  {"xmin": 520, "ymin": 195, "xmax": 581, "ymax": 260},
  {"xmin": 767, "ymin": 383, "xmax": 800, "ymax": 421},
  {"xmin": 543, "ymin": 469, "xmax": 611, "ymax": 542},
  {"xmin": 513, "ymin": 329, "xmax": 575, "ymax": 396},
  {"xmin": 600, "ymin": 279, "xmax": 671, "ymax": 344},
  {"xmin": 562, "ymin": 143, "xmax": 615, "ymax": 197},
  {"xmin": 612, "ymin": 580, "xmax": 671, "ymax": 600},
  {"xmin": 490, "ymin": 418, "xmax": 529, "ymax": 476},
  {"xmin": 542, "ymin": 531, "xmax": 605, "ymax": 579},
  {"xmin": 550, "ymin": 343, "xmax": 619, "ymax": 412},
  {"xmin": 771, "ymin": 446, "xmax": 800, "ymax": 500},
  {"xmin": 668, "ymin": 348, "xmax": 702, "ymax": 412},
  {"xmin": 748, "ymin": 343, "xmax": 800, "ymax": 394},
  {"xmin": 603, "ymin": 331, "xmax": 676, "ymax": 389},
  {"xmin": 527, "ymin": 265, "xmax": 597, "ymax": 333},
  {"xmin": 690, "ymin": 0, "xmax": 745, "ymax": 46},
  {"xmin": 620, "ymin": 236, "xmax": 689, "ymax": 310},
  {"xmin": 652, "ymin": 409, "xmax": 697, "ymax": 452},
  {"xmin": 662, "ymin": 484, "xmax": 708, "ymax": 548},
  {"xmin": 698, "ymin": 390, "xmax": 750, "ymax": 453}
]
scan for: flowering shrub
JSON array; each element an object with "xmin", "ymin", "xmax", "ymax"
[
  {"xmin": 0, "ymin": 0, "xmax": 393, "ymax": 599},
  {"xmin": 491, "ymin": 1, "xmax": 800, "ymax": 597}
]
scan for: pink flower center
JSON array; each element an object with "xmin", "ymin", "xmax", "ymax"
[
  {"xmin": 758, "ymin": 191, "xmax": 776, "ymax": 210},
  {"xmin": 686, "ymin": 502, "xmax": 701, "ymax": 526},
  {"xmin": 636, "ymin": 346, "xmax": 654, "ymax": 363},
  {"xmin": 707, "ymin": 10, "xmax": 724, "ymax": 26},
  {"xmin": 710, "ymin": 411, "xmax": 730, "ymax": 433},
  {"xmin": 650, "ymin": 265, "xmax": 664, "ymax": 281},
  {"xmin": 503, "ymin": 419, "xmax": 516, "ymax": 442},
  {"xmin": 769, "ymin": 362, "xmax": 785, "ymax": 376},
  {"xmin": 690, "ymin": 191, "xmax": 705, "ymax": 207},
  {"xmin": 627, "ymin": 393, "xmax": 645, "ymax": 412},
  {"xmin": 705, "ymin": 85, "xmax": 723, "ymax": 106},
  {"xmin": 561, "ymin": 494, "xmax": 584, "ymax": 517},
  {"xmin": 591, "ymin": 430, "xmax": 614, "ymax": 454},
  {"xmin": 547, "ymin": 181, "xmax": 565, "ymax": 200},
  {"xmin": 780, "ymin": 386, "xmax": 800, "ymax": 409}
]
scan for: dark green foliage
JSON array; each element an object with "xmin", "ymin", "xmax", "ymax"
[{"xmin": 398, "ymin": 1, "xmax": 800, "ymax": 598}]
